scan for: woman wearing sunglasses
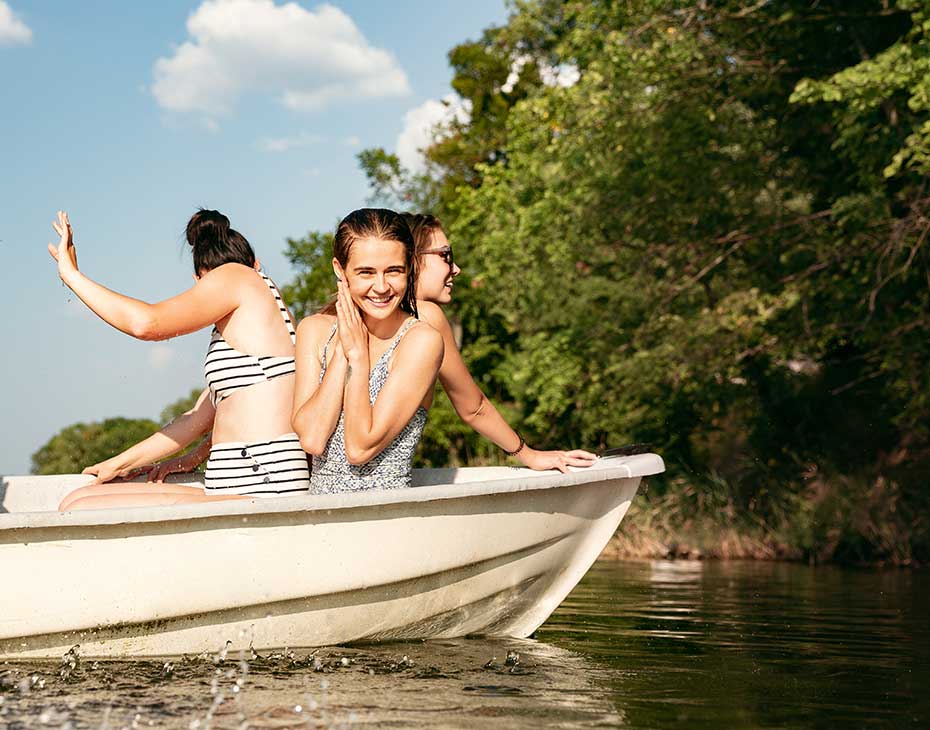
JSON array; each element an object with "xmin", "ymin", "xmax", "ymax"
[{"xmin": 404, "ymin": 214, "xmax": 597, "ymax": 473}]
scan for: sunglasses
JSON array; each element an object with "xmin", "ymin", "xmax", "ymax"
[{"xmin": 422, "ymin": 246, "xmax": 454, "ymax": 267}]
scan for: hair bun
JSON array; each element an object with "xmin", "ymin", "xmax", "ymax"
[{"xmin": 187, "ymin": 209, "xmax": 230, "ymax": 248}]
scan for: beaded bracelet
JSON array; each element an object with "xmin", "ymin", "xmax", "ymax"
[{"xmin": 503, "ymin": 432, "xmax": 526, "ymax": 456}]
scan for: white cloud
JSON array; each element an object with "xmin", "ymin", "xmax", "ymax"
[
  {"xmin": 0, "ymin": 2, "xmax": 32, "ymax": 46},
  {"xmin": 396, "ymin": 95, "xmax": 470, "ymax": 173},
  {"xmin": 152, "ymin": 0, "xmax": 410, "ymax": 124},
  {"xmin": 257, "ymin": 131, "xmax": 323, "ymax": 152},
  {"xmin": 148, "ymin": 344, "xmax": 176, "ymax": 371}
]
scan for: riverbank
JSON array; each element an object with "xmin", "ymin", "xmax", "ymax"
[{"xmin": 601, "ymin": 477, "xmax": 927, "ymax": 567}]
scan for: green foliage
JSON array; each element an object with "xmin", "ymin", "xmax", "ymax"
[
  {"xmin": 312, "ymin": 0, "xmax": 928, "ymax": 564},
  {"xmin": 30, "ymin": 418, "xmax": 159, "ymax": 475},
  {"xmin": 159, "ymin": 388, "xmax": 203, "ymax": 425},
  {"xmin": 281, "ymin": 230, "xmax": 336, "ymax": 319}
]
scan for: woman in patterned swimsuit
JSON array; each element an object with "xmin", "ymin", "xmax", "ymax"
[
  {"xmin": 291, "ymin": 208, "xmax": 444, "ymax": 493},
  {"xmin": 51, "ymin": 209, "xmax": 309, "ymax": 510}
]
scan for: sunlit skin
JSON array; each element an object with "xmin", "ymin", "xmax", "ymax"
[
  {"xmin": 292, "ymin": 237, "xmax": 443, "ymax": 465},
  {"xmin": 47, "ymin": 211, "xmax": 294, "ymax": 509},
  {"xmin": 415, "ymin": 229, "xmax": 461, "ymax": 304},
  {"xmin": 338, "ymin": 237, "xmax": 413, "ymax": 336},
  {"xmin": 413, "ymin": 224, "xmax": 598, "ymax": 474}
]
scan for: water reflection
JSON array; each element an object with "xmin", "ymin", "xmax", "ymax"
[
  {"xmin": 541, "ymin": 560, "xmax": 930, "ymax": 729},
  {"xmin": 2, "ymin": 560, "xmax": 927, "ymax": 728}
]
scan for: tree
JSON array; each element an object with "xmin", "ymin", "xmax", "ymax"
[
  {"xmin": 31, "ymin": 418, "xmax": 159, "ymax": 475},
  {"xmin": 159, "ymin": 388, "xmax": 203, "ymax": 425},
  {"xmin": 326, "ymin": 0, "xmax": 929, "ymax": 562},
  {"xmin": 281, "ymin": 231, "xmax": 337, "ymax": 320}
]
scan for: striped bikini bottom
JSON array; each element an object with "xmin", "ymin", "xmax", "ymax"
[{"xmin": 204, "ymin": 433, "xmax": 310, "ymax": 496}]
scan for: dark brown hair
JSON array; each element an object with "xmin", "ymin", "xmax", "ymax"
[
  {"xmin": 321, "ymin": 208, "xmax": 418, "ymax": 317},
  {"xmin": 186, "ymin": 209, "xmax": 255, "ymax": 275},
  {"xmin": 402, "ymin": 213, "xmax": 445, "ymax": 260}
]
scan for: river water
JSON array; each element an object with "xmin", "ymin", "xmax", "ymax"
[{"xmin": 1, "ymin": 560, "xmax": 926, "ymax": 728}]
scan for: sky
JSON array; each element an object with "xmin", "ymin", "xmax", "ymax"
[{"xmin": 0, "ymin": 0, "xmax": 508, "ymax": 475}]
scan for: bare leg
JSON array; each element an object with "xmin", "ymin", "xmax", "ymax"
[
  {"xmin": 60, "ymin": 483, "xmax": 245, "ymax": 511},
  {"xmin": 60, "ymin": 482, "xmax": 208, "ymax": 511}
]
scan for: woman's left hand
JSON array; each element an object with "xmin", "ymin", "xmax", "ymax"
[
  {"xmin": 335, "ymin": 277, "xmax": 368, "ymax": 364},
  {"xmin": 47, "ymin": 210, "xmax": 79, "ymax": 282},
  {"xmin": 519, "ymin": 446, "xmax": 599, "ymax": 474}
]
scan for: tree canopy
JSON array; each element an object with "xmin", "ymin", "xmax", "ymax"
[{"xmin": 284, "ymin": 0, "xmax": 929, "ymax": 563}]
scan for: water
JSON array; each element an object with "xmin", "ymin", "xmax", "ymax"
[{"xmin": 1, "ymin": 560, "xmax": 926, "ymax": 728}]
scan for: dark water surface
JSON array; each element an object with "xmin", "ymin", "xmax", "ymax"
[{"xmin": 2, "ymin": 560, "xmax": 926, "ymax": 728}]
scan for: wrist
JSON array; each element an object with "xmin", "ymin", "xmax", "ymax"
[
  {"xmin": 60, "ymin": 268, "xmax": 81, "ymax": 288},
  {"xmin": 346, "ymin": 352, "xmax": 368, "ymax": 368},
  {"xmin": 502, "ymin": 432, "xmax": 526, "ymax": 457}
]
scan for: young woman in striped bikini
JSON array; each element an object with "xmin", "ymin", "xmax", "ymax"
[
  {"xmin": 51, "ymin": 209, "xmax": 310, "ymax": 510},
  {"xmin": 291, "ymin": 208, "xmax": 444, "ymax": 492},
  {"xmin": 404, "ymin": 214, "xmax": 598, "ymax": 473}
]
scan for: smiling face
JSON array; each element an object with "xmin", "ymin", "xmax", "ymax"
[
  {"xmin": 415, "ymin": 229, "xmax": 461, "ymax": 304},
  {"xmin": 336, "ymin": 236, "xmax": 409, "ymax": 322}
]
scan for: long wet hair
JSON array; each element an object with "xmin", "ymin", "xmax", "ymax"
[
  {"xmin": 186, "ymin": 209, "xmax": 255, "ymax": 275},
  {"xmin": 321, "ymin": 208, "xmax": 418, "ymax": 317},
  {"xmin": 402, "ymin": 213, "xmax": 445, "ymax": 260}
]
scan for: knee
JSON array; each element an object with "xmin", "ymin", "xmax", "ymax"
[
  {"xmin": 59, "ymin": 489, "xmax": 88, "ymax": 511},
  {"xmin": 61, "ymin": 495, "xmax": 93, "ymax": 511}
]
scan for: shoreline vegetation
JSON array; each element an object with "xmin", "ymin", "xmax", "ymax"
[{"xmin": 31, "ymin": 1, "xmax": 930, "ymax": 567}]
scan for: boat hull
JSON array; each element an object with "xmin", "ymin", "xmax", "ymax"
[{"xmin": 0, "ymin": 456, "xmax": 660, "ymax": 659}]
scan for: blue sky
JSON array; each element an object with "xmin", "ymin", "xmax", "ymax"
[{"xmin": 0, "ymin": 0, "xmax": 507, "ymax": 474}]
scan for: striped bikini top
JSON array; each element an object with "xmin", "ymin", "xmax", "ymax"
[{"xmin": 204, "ymin": 270, "xmax": 296, "ymax": 406}]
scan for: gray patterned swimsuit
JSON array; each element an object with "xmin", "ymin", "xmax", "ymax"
[{"xmin": 310, "ymin": 318, "xmax": 428, "ymax": 494}]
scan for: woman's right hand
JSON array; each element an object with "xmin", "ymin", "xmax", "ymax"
[
  {"xmin": 335, "ymin": 277, "xmax": 369, "ymax": 363},
  {"xmin": 48, "ymin": 210, "xmax": 79, "ymax": 283},
  {"xmin": 82, "ymin": 457, "xmax": 140, "ymax": 485}
]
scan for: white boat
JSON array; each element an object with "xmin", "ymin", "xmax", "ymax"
[{"xmin": 0, "ymin": 453, "xmax": 663, "ymax": 659}]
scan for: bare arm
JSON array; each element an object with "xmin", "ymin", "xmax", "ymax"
[
  {"xmin": 343, "ymin": 325, "xmax": 443, "ymax": 465},
  {"xmin": 291, "ymin": 315, "xmax": 348, "ymax": 454},
  {"xmin": 145, "ymin": 433, "xmax": 213, "ymax": 483},
  {"xmin": 336, "ymin": 282, "xmax": 443, "ymax": 465},
  {"xmin": 418, "ymin": 301, "xmax": 597, "ymax": 473},
  {"xmin": 82, "ymin": 388, "xmax": 216, "ymax": 483},
  {"xmin": 48, "ymin": 211, "xmax": 241, "ymax": 340}
]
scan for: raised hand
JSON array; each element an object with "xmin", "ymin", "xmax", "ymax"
[
  {"xmin": 48, "ymin": 210, "xmax": 79, "ymax": 281},
  {"xmin": 335, "ymin": 277, "xmax": 368, "ymax": 364}
]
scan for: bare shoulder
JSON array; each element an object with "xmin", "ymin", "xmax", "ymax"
[
  {"xmin": 416, "ymin": 300, "xmax": 448, "ymax": 328},
  {"xmin": 295, "ymin": 313, "xmax": 336, "ymax": 345},
  {"xmin": 416, "ymin": 301, "xmax": 454, "ymax": 339},
  {"xmin": 201, "ymin": 262, "xmax": 257, "ymax": 284},
  {"xmin": 196, "ymin": 264, "xmax": 265, "ymax": 301},
  {"xmin": 400, "ymin": 320, "xmax": 444, "ymax": 359}
]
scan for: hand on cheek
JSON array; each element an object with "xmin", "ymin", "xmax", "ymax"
[{"xmin": 336, "ymin": 278, "xmax": 368, "ymax": 363}]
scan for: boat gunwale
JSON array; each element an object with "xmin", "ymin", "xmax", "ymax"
[{"xmin": 0, "ymin": 453, "xmax": 663, "ymax": 532}]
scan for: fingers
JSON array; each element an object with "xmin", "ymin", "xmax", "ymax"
[
  {"xmin": 81, "ymin": 466, "xmax": 97, "ymax": 475},
  {"xmin": 47, "ymin": 243, "xmax": 59, "ymax": 260},
  {"xmin": 565, "ymin": 449, "xmax": 598, "ymax": 460}
]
